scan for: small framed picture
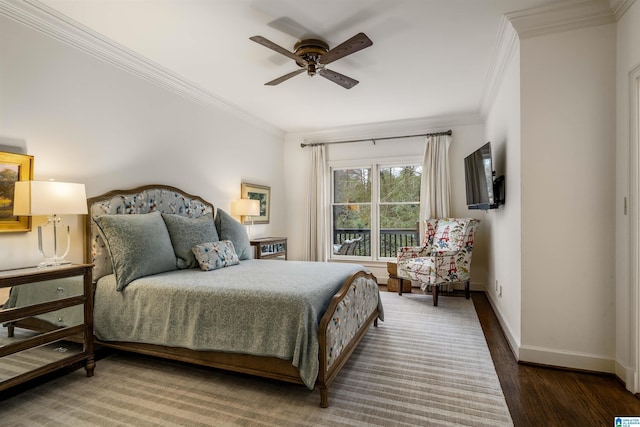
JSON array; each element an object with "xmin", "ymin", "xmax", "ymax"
[
  {"xmin": 0, "ymin": 152, "xmax": 34, "ymax": 233},
  {"xmin": 241, "ymin": 182, "xmax": 270, "ymax": 224}
]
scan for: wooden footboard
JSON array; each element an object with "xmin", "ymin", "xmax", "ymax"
[{"xmin": 317, "ymin": 270, "xmax": 380, "ymax": 407}]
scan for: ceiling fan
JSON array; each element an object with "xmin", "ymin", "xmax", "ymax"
[{"xmin": 249, "ymin": 32, "xmax": 373, "ymax": 89}]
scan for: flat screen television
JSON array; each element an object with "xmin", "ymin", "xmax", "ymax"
[{"xmin": 464, "ymin": 141, "xmax": 502, "ymax": 210}]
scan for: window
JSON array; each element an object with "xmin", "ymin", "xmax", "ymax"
[
  {"xmin": 379, "ymin": 165, "xmax": 422, "ymax": 257},
  {"xmin": 331, "ymin": 159, "xmax": 422, "ymax": 260}
]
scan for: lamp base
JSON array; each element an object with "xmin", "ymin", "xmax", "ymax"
[
  {"xmin": 38, "ymin": 258, "xmax": 72, "ymax": 268},
  {"xmin": 37, "ymin": 219, "xmax": 72, "ymax": 268}
]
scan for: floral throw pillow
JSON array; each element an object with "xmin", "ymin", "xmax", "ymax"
[{"xmin": 191, "ymin": 240, "xmax": 240, "ymax": 271}]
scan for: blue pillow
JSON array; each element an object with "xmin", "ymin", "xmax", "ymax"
[
  {"xmin": 214, "ymin": 209, "xmax": 252, "ymax": 260},
  {"xmin": 162, "ymin": 212, "xmax": 218, "ymax": 269},
  {"xmin": 94, "ymin": 212, "xmax": 177, "ymax": 290}
]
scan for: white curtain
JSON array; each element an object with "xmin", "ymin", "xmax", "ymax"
[
  {"xmin": 304, "ymin": 145, "xmax": 329, "ymax": 261},
  {"xmin": 420, "ymin": 134, "xmax": 452, "ymax": 229}
]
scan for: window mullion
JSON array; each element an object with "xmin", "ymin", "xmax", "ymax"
[{"xmin": 371, "ymin": 163, "xmax": 379, "ymax": 261}]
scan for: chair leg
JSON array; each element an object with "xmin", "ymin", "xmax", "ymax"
[
  {"xmin": 465, "ymin": 281, "xmax": 470, "ymax": 299},
  {"xmin": 433, "ymin": 285, "xmax": 439, "ymax": 306}
]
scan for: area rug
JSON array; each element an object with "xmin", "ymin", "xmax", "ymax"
[{"xmin": 0, "ymin": 291, "xmax": 513, "ymax": 426}]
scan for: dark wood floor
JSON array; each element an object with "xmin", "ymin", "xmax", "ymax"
[{"xmin": 472, "ymin": 291, "xmax": 640, "ymax": 426}]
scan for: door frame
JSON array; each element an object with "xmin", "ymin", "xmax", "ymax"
[{"xmin": 631, "ymin": 63, "xmax": 640, "ymax": 394}]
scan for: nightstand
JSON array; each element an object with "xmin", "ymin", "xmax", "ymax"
[
  {"xmin": 0, "ymin": 264, "xmax": 94, "ymax": 391},
  {"xmin": 250, "ymin": 237, "xmax": 287, "ymax": 260}
]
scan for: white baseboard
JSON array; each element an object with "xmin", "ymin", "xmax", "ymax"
[
  {"xmin": 616, "ymin": 360, "xmax": 638, "ymax": 393},
  {"xmin": 484, "ymin": 290, "xmax": 615, "ymax": 373},
  {"xmin": 485, "ymin": 290, "xmax": 520, "ymax": 359},
  {"xmin": 484, "ymin": 291, "xmax": 625, "ymax": 383},
  {"xmin": 519, "ymin": 345, "xmax": 615, "ymax": 373}
]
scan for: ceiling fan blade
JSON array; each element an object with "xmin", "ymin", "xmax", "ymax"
[
  {"xmin": 320, "ymin": 32, "xmax": 372, "ymax": 65},
  {"xmin": 318, "ymin": 69, "xmax": 359, "ymax": 89},
  {"xmin": 250, "ymin": 35, "xmax": 307, "ymax": 65},
  {"xmin": 265, "ymin": 68, "xmax": 306, "ymax": 86}
]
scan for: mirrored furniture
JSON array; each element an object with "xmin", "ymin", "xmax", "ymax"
[
  {"xmin": 0, "ymin": 264, "xmax": 94, "ymax": 391},
  {"xmin": 250, "ymin": 237, "xmax": 287, "ymax": 260}
]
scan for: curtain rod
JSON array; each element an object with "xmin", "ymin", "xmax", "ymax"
[{"xmin": 300, "ymin": 129, "xmax": 452, "ymax": 148}]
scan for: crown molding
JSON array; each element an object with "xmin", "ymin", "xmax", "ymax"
[
  {"xmin": 506, "ymin": 0, "xmax": 615, "ymax": 39},
  {"xmin": 609, "ymin": 0, "xmax": 636, "ymax": 19},
  {"xmin": 478, "ymin": 16, "xmax": 519, "ymax": 119},
  {"xmin": 0, "ymin": 0, "xmax": 284, "ymax": 138}
]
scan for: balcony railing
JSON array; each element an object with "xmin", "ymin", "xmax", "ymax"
[{"xmin": 333, "ymin": 228, "xmax": 420, "ymax": 258}]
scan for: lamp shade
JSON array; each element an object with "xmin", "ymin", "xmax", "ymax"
[
  {"xmin": 13, "ymin": 181, "xmax": 88, "ymax": 216},
  {"xmin": 231, "ymin": 199, "xmax": 260, "ymax": 217}
]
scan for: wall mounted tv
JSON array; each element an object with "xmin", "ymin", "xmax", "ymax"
[{"xmin": 464, "ymin": 141, "xmax": 505, "ymax": 210}]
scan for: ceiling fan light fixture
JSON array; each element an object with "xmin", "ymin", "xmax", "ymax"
[{"xmin": 307, "ymin": 63, "xmax": 317, "ymax": 76}]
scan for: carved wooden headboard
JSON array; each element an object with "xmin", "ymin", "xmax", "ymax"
[{"xmin": 85, "ymin": 184, "xmax": 214, "ymax": 282}]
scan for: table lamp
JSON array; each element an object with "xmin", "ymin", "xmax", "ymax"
[
  {"xmin": 231, "ymin": 198, "xmax": 260, "ymax": 239},
  {"xmin": 13, "ymin": 180, "xmax": 88, "ymax": 267}
]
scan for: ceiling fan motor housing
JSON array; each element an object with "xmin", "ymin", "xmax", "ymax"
[{"xmin": 294, "ymin": 39, "xmax": 329, "ymax": 75}]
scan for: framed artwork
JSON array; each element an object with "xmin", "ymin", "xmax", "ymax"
[
  {"xmin": 0, "ymin": 152, "xmax": 34, "ymax": 232},
  {"xmin": 241, "ymin": 182, "xmax": 270, "ymax": 224}
]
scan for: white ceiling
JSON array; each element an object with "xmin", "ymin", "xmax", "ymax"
[{"xmin": 38, "ymin": 0, "xmax": 565, "ymax": 133}]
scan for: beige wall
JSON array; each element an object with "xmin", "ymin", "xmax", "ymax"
[
  {"xmin": 483, "ymin": 1, "xmax": 638, "ymax": 389},
  {"xmin": 484, "ymin": 22, "xmax": 522, "ymax": 356},
  {"xmin": 0, "ymin": 14, "xmax": 286, "ymax": 270},
  {"xmin": 283, "ymin": 117, "xmax": 488, "ymax": 284},
  {"xmin": 519, "ymin": 22, "xmax": 617, "ymax": 371},
  {"xmin": 615, "ymin": 0, "xmax": 640, "ymax": 392}
]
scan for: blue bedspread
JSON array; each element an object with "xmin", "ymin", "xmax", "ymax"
[{"xmin": 93, "ymin": 260, "xmax": 379, "ymax": 389}]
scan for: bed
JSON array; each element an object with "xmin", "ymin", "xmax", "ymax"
[{"xmin": 77, "ymin": 184, "xmax": 382, "ymax": 407}]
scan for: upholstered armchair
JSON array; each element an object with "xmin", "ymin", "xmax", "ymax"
[{"xmin": 397, "ymin": 218, "xmax": 480, "ymax": 306}]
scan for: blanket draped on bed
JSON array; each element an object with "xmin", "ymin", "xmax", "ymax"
[{"xmin": 93, "ymin": 260, "xmax": 382, "ymax": 389}]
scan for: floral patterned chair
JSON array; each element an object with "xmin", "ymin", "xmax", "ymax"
[{"xmin": 397, "ymin": 218, "xmax": 480, "ymax": 306}]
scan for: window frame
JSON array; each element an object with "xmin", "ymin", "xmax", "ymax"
[{"xmin": 329, "ymin": 155, "xmax": 422, "ymax": 261}]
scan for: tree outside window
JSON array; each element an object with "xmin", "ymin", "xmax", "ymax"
[
  {"xmin": 379, "ymin": 166, "xmax": 421, "ymax": 257},
  {"xmin": 331, "ymin": 162, "xmax": 421, "ymax": 259}
]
